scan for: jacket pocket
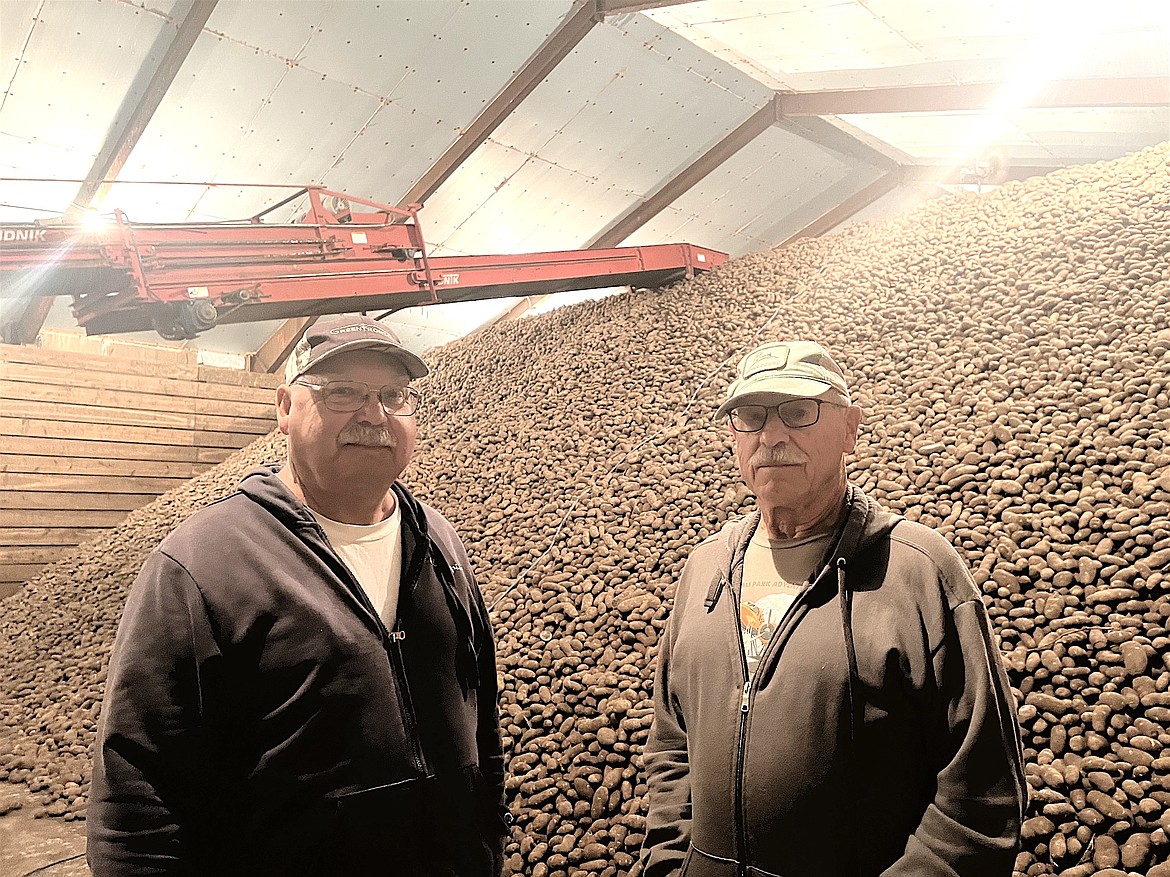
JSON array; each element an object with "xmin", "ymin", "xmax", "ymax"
[
  {"xmin": 315, "ymin": 777, "xmax": 440, "ymax": 876},
  {"xmin": 680, "ymin": 843, "xmax": 740, "ymax": 877}
]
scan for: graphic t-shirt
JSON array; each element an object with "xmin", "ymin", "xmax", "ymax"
[{"xmin": 739, "ymin": 521, "xmax": 833, "ymax": 679}]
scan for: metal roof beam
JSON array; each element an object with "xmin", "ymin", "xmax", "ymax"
[
  {"xmin": 775, "ymin": 169, "xmax": 905, "ymax": 248},
  {"xmin": 397, "ymin": 0, "xmax": 599, "ymax": 209},
  {"xmin": 255, "ymin": 1, "xmax": 600, "ymax": 370},
  {"xmin": 75, "ymin": 0, "xmax": 218, "ymax": 208},
  {"xmin": 777, "ymin": 76, "xmax": 1170, "ymax": 117},
  {"xmin": 776, "ymin": 115, "xmax": 900, "ymax": 172},
  {"xmin": 4, "ymin": 0, "xmax": 216, "ymax": 346},
  {"xmin": 598, "ymin": 0, "xmax": 705, "ymax": 14},
  {"xmin": 494, "ymin": 98, "xmax": 780, "ymax": 324},
  {"xmin": 589, "ymin": 95, "xmax": 781, "ymax": 248}
]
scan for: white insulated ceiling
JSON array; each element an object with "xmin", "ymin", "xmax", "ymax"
[{"xmin": 0, "ymin": 0, "xmax": 1167, "ymax": 356}]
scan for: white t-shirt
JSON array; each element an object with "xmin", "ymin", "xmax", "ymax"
[
  {"xmin": 311, "ymin": 503, "xmax": 404, "ymax": 627},
  {"xmin": 739, "ymin": 521, "xmax": 833, "ymax": 679}
]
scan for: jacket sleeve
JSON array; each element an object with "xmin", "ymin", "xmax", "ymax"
[
  {"xmin": 639, "ymin": 605, "xmax": 693, "ymax": 876},
  {"xmin": 884, "ymin": 560, "xmax": 1027, "ymax": 876},
  {"xmin": 459, "ymin": 539, "xmax": 508, "ymax": 871},
  {"xmin": 87, "ymin": 550, "xmax": 216, "ymax": 877}
]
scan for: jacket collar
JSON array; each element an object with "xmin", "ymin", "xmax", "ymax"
[{"xmin": 703, "ymin": 484, "xmax": 900, "ymax": 611}]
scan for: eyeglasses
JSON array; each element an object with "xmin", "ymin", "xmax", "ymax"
[
  {"xmin": 728, "ymin": 398, "xmax": 841, "ymax": 432},
  {"xmin": 295, "ymin": 378, "xmax": 421, "ymax": 415}
]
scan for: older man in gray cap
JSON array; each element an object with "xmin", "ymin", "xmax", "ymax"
[
  {"xmin": 89, "ymin": 315, "xmax": 505, "ymax": 877},
  {"xmin": 640, "ymin": 340, "xmax": 1025, "ymax": 877}
]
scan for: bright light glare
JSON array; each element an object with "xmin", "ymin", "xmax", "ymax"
[
  {"xmin": 948, "ymin": 0, "xmax": 1164, "ymax": 185},
  {"xmin": 80, "ymin": 208, "xmax": 111, "ymax": 230}
]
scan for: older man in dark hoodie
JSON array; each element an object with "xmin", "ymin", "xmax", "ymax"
[
  {"xmin": 89, "ymin": 315, "xmax": 505, "ymax": 877},
  {"xmin": 640, "ymin": 340, "xmax": 1025, "ymax": 876}
]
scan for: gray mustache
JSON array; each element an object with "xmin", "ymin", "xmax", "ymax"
[
  {"xmin": 751, "ymin": 446, "xmax": 807, "ymax": 467},
  {"xmin": 340, "ymin": 425, "xmax": 397, "ymax": 447}
]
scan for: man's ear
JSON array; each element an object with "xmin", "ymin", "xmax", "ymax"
[
  {"xmin": 842, "ymin": 404, "xmax": 862, "ymax": 453},
  {"xmin": 276, "ymin": 385, "xmax": 293, "ymax": 436}
]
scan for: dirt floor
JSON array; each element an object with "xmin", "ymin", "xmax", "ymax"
[{"xmin": 0, "ymin": 785, "xmax": 89, "ymax": 877}]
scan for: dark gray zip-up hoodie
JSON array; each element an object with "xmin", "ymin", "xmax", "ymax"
[
  {"xmin": 88, "ymin": 466, "xmax": 505, "ymax": 877},
  {"xmin": 640, "ymin": 485, "xmax": 1025, "ymax": 877}
]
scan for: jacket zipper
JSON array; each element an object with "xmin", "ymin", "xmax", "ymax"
[
  {"xmin": 728, "ymin": 572, "xmax": 752, "ymax": 876},
  {"xmin": 311, "ymin": 520, "xmax": 428, "ymax": 775},
  {"xmin": 729, "ymin": 556, "xmax": 830, "ymax": 875},
  {"xmin": 387, "ymin": 627, "xmax": 427, "ymax": 774}
]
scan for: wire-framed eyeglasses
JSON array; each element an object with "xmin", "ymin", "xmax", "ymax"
[
  {"xmin": 295, "ymin": 378, "xmax": 421, "ymax": 415},
  {"xmin": 728, "ymin": 398, "xmax": 842, "ymax": 433}
]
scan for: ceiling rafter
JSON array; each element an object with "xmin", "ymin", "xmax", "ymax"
[
  {"xmin": 253, "ymin": 0, "xmax": 601, "ymax": 372},
  {"xmin": 590, "ymin": 95, "xmax": 782, "ymax": 249},
  {"xmin": 252, "ymin": 316, "xmax": 315, "ymax": 376},
  {"xmin": 4, "ymin": 0, "xmax": 218, "ymax": 345},
  {"xmin": 597, "ymin": 0, "xmax": 705, "ymax": 15},
  {"xmin": 776, "ymin": 76, "xmax": 1170, "ymax": 117},
  {"xmin": 776, "ymin": 170, "xmax": 905, "ymax": 248},
  {"xmin": 493, "ymin": 88, "xmax": 906, "ymax": 326},
  {"xmin": 397, "ymin": 0, "xmax": 599, "ymax": 209},
  {"xmin": 489, "ymin": 96, "xmax": 783, "ymax": 326}
]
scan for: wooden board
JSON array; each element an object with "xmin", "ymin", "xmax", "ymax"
[
  {"xmin": 1, "ymin": 434, "xmax": 233, "ymax": 464},
  {"xmin": 0, "ymin": 527, "xmax": 93, "ymax": 546},
  {"xmin": 1, "ymin": 453, "xmax": 207, "ymax": 479},
  {"xmin": 2, "ymin": 491, "xmax": 158, "ymax": 510},
  {"xmin": 0, "ymin": 378, "xmax": 275, "ymax": 419},
  {"xmin": 1, "ymin": 343, "xmax": 281, "ymax": 388},
  {"xmin": 0, "ymin": 360, "xmax": 278, "ymax": 405},
  {"xmin": 1, "ymin": 342, "xmax": 282, "ymax": 589},
  {"xmin": 0, "ymin": 509, "xmax": 130, "ymax": 527},
  {"xmin": 1, "ymin": 566, "xmax": 45, "ymax": 588},
  {"xmin": 0, "ymin": 416, "xmax": 273, "ymax": 448},
  {"xmin": 3, "ymin": 398, "xmax": 274, "ymax": 435},
  {"xmin": 0, "ymin": 472, "xmax": 191, "ymax": 493},
  {"xmin": 0, "ymin": 545, "xmax": 77, "ymax": 565},
  {"xmin": 0, "ymin": 342, "xmax": 200, "ymax": 376}
]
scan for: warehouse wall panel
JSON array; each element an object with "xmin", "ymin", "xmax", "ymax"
[{"xmin": 0, "ymin": 343, "xmax": 280, "ymax": 596}]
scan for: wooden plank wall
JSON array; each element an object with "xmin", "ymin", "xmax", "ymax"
[{"xmin": 0, "ymin": 340, "xmax": 281, "ymax": 595}]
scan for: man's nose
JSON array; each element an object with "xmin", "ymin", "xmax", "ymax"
[
  {"xmin": 356, "ymin": 391, "xmax": 391, "ymax": 422},
  {"xmin": 757, "ymin": 410, "xmax": 791, "ymax": 444}
]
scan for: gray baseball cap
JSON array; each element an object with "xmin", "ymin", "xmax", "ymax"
[
  {"xmin": 284, "ymin": 315, "xmax": 429, "ymax": 384},
  {"xmin": 716, "ymin": 340, "xmax": 850, "ymax": 418}
]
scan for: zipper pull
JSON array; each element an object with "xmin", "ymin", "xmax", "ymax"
[
  {"xmin": 740, "ymin": 679, "xmax": 751, "ymax": 713},
  {"xmin": 388, "ymin": 630, "xmax": 406, "ymax": 642}
]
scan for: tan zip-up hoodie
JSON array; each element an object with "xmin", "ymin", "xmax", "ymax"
[{"xmin": 640, "ymin": 485, "xmax": 1025, "ymax": 877}]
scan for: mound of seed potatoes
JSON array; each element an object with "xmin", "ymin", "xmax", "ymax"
[{"xmin": 2, "ymin": 141, "xmax": 1168, "ymax": 877}]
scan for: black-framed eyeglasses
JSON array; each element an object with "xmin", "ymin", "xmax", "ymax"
[
  {"xmin": 728, "ymin": 398, "xmax": 841, "ymax": 432},
  {"xmin": 295, "ymin": 378, "xmax": 420, "ymax": 415}
]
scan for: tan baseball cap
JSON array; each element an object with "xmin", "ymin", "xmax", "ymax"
[
  {"xmin": 284, "ymin": 315, "xmax": 429, "ymax": 384},
  {"xmin": 716, "ymin": 340, "xmax": 850, "ymax": 418}
]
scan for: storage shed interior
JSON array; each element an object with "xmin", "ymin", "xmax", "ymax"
[{"xmin": 0, "ymin": 3, "xmax": 1168, "ymax": 877}]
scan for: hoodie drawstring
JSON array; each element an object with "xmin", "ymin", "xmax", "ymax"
[
  {"xmin": 838, "ymin": 556, "xmax": 858, "ymax": 746},
  {"xmin": 837, "ymin": 554, "xmax": 863, "ymax": 877}
]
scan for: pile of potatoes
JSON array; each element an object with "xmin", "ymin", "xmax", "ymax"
[{"xmin": 2, "ymin": 141, "xmax": 1168, "ymax": 877}]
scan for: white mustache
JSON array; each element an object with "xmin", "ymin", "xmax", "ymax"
[
  {"xmin": 751, "ymin": 446, "xmax": 807, "ymax": 467},
  {"xmin": 340, "ymin": 424, "xmax": 397, "ymax": 447}
]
